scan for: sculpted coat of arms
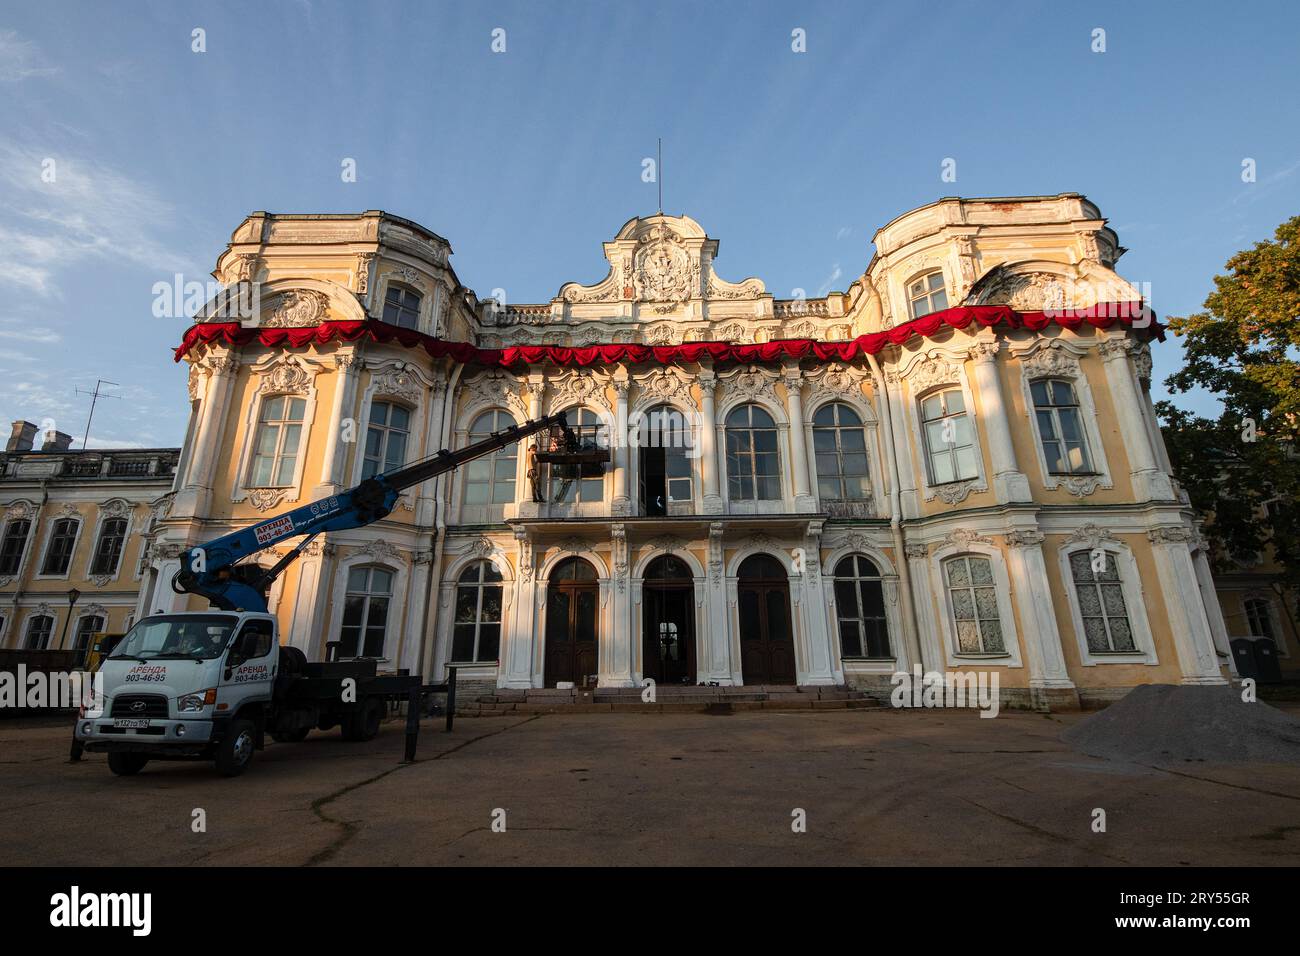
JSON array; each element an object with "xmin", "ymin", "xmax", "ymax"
[{"xmin": 633, "ymin": 226, "xmax": 695, "ymax": 303}]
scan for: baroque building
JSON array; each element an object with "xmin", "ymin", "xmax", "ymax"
[{"xmin": 5, "ymin": 196, "xmax": 1293, "ymax": 707}]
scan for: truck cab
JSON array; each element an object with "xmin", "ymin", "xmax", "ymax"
[{"xmin": 76, "ymin": 611, "xmax": 280, "ymax": 776}]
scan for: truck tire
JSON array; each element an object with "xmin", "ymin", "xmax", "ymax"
[
  {"xmin": 342, "ymin": 698, "xmax": 384, "ymax": 742},
  {"xmin": 107, "ymin": 752, "xmax": 149, "ymax": 776},
  {"xmin": 215, "ymin": 719, "xmax": 257, "ymax": 777}
]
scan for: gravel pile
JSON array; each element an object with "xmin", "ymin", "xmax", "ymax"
[{"xmin": 1062, "ymin": 683, "xmax": 1300, "ymax": 765}]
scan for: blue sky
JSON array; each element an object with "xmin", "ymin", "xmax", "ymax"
[{"xmin": 1, "ymin": 0, "xmax": 1297, "ymax": 448}]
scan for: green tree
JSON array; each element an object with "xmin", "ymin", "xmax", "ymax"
[{"xmin": 1156, "ymin": 215, "xmax": 1300, "ymax": 589}]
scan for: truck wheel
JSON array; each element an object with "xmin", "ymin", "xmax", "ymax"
[
  {"xmin": 343, "ymin": 698, "xmax": 384, "ymax": 742},
  {"xmin": 215, "ymin": 719, "xmax": 257, "ymax": 777},
  {"xmin": 107, "ymin": 752, "xmax": 149, "ymax": 776}
]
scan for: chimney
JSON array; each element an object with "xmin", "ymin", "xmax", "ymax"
[
  {"xmin": 6, "ymin": 420, "xmax": 37, "ymax": 453},
  {"xmin": 40, "ymin": 429, "xmax": 73, "ymax": 453}
]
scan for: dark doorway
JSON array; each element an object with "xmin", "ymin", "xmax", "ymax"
[
  {"xmin": 637, "ymin": 405, "xmax": 693, "ymax": 516},
  {"xmin": 545, "ymin": 557, "xmax": 599, "ymax": 686},
  {"xmin": 642, "ymin": 554, "xmax": 696, "ymax": 684},
  {"xmin": 736, "ymin": 553, "xmax": 796, "ymax": 684}
]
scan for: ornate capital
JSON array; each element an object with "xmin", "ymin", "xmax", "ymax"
[
  {"xmin": 967, "ymin": 340, "xmax": 1000, "ymax": 362},
  {"xmin": 1004, "ymin": 529, "xmax": 1045, "ymax": 549},
  {"xmin": 1148, "ymin": 526, "xmax": 1193, "ymax": 545}
]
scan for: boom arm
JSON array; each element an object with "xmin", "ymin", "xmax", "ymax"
[{"xmin": 173, "ymin": 412, "xmax": 571, "ymax": 612}]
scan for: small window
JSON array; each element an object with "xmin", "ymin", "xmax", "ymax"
[
  {"xmin": 0, "ymin": 518, "xmax": 31, "ymax": 575},
  {"xmin": 362, "ymin": 402, "xmax": 411, "ymax": 479},
  {"xmin": 25, "ymin": 614, "xmax": 54, "ymax": 650},
  {"xmin": 1032, "ymin": 379, "xmax": 1094, "ymax": 475},
  {"xmin": 237, "ymin": 619, "xmax": 275, "ymax": 659},
  {"xmin": 725, "ymin": 404, "xmax": 781, "ymax": 501},
  {"xmin": 812, "ymin": 403, "xmax": 870, "ymax": 501},
  {"xmin": 90, "ymin": 517, "xmax": 128, "ymax": 577},
  {"xmin": 1244, "ymin": 598, "xmax": 1276, "ymax": 641},
  {"xmin": 921, "ymin": 389, "xmax": 978, "ymax": 485},
  {"xmin": 250, "ymin": 395, "xmax": 307, "ymax": 487},
  {"xmin": 452, "ymin": 561, "xmax": 505, "ymax": 663},
  {"xmin": 944, "ymin": 555, "xmax": 1005, "ymax": 654},
  {"xmin": 1069, "ymin": 551, "xmax": 1135, "ymax": 653},
  {"xmin": 907, "ymin": 271, "xmax": 948, "ymax": 319},
  {"xmin": 834, "ymin": 554, "xmax": 890, "ymax": 658},
  {"xmin": 41, "ymin": 518, "xmax": 79, "ymax": 576},
  {"xmin": 340, "ymin": 566, "xmax": 393, "ymax": 658},
  {"xmin": 464, "ymin": 410, "xmax": 519, "ymax": 506},
  {"xmin": 382, "ymin": 284, "xmax": 422, "ymax": 329}
]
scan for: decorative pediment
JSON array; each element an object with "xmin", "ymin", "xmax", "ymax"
[
  {"xmin": 634, "ymin": 368, "xmax": 695, "ymax": 409},
  {"xmin": 908, "ymin": 355, "xmax": 962, "ymax": 395},
  {"xmin": 1020, "ymin": 342, "xmax": 1082, "ymax": 379},
  {"xmin": 371, "ymin": 365, "xmax": 425, "ymax": 405},
  {"xmin": 972, "ymin": 269, "xmax": 1090, "ymax": 311},
  {"xmin": 463, "ymin": 369, "xmax": 527, "ymax": 418},
  {"xmin": 808, "ymin": 362, "xmax": 868, "ymax": 399},
  {"xmin": 4, "ymin": 499, "xmax": 35, "ymax": 521},
  {"xmin": 549, "ymin": 369, "xmax": 607, "ymax": 410},
  {"xmin": 257, "ymin": 355, "xmax": 317, "ymax": 395},
  {"xmin": 941, "ymin": 528, "xmax": 993, "ymax": 549},
  {"xmin": 1065, "ymin": 523, "xmax": 1116, "ymax": 550},
  {"xmin": 723, "ymin": 366, "xmax": 778, "ymax": 404},
  {"xmin": 261, "ymin": 289, "xmax": 330, "ymax": 328},
  {"xmin": 98, "ymin": 498, "xmax": 132, "ymax": 519},
  {"xmin": 248, "ymin": 489, "xmax": 288, "ymax": 512},
  {"xmin": 355, "ymin": 539, "xmax": 401, "ymax": 561}
]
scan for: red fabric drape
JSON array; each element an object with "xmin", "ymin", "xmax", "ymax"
[{"xmin": 173, "ymin": 302, "xmax": 1160, "ymax": 367}]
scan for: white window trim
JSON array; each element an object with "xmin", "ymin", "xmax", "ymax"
[
  {"xmin": 1014, "ymin": 342, "xmax": 1114, "ymax": 495},
  {"xmin": 1240, "ymin": 593, "xmax": 1289, "ymax": 657},
  {"xmin": 0, "ymin": 508, "xmax": 36, "ymax": 580},
  {"xmin": 1057, "ymin": 543, "xmax": 1158, "ymax": 666},
  {"xmin": 822, "ymin": 544, "xmax": 905, "ymax": 673},
  {"xmin": 718, "ymin": 398, "xmax": 788, "ymax": 515},
  {"xmin": 929, "ymin": 542, "xmax": 1023, "ymax": 667},
  {"xmin": 82, "ymin": 502, "xmax": 135, "ymax": 583},
  {"xmin": 23, "ymin": 610, "xmax": 56, "ymax": 650},
  {"xmin": 328, "ymin": 554, "xmax": 409, "ymax": 664},
  {"xmin": 628, "ymin": 401, "xmax": 700, "ymax": 517},
  {"xmin": 805, "ymin": 396, "xmax": 884, "ymax": 517},
  {"xmin": 350, "ymin": 361, "xmax": 431, "ymax": 487},
  {"xmin": 906, "ymin": 269, "xmax": 949, "ymax": 320},
  {"xmin": 436, "ymin": 553, "xmax": 515, "ymax": 673},
  {"xmin": 34, "ymin": 513, "xmax": 84, "ymax": 581},
  {"xmin": 374, "ymin": 267, "xmax": 442, "ymax": 335},
  {"xmin": 540, "ymin": 404, "xmax": 614, "ymax": 519},
  {"xmin": 454, "ymin": 407, "xmax": 523, "ymax": 525},
  {"xmin": 901, "ymin": 352, "xmax": 990, "ymax": 505},
  {"xmin": 231, "ymin": 355, "xmax": 322, "ymax": 506}
]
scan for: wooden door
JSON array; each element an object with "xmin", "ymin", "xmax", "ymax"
[
  {"xmin": 544, "ymin": 557, "xmax": 599, "ymax": 686},
  {"xmin": 736, "ymin": 554, "xmax": 796, "ymax": 684}
]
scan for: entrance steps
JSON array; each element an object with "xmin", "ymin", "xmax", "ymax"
[{"xmin": 455, "ymin": 684, "xmax": 881, "ymax": 717}]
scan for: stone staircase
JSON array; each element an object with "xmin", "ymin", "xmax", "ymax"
[{"xmin": 454, "ymin": 684, "xmax": 881, "ymax": 716}]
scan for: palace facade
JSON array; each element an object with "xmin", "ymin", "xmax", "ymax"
[{"xmin": 3, "ymin": 195, "xmax": 1295, "ymax": 706}]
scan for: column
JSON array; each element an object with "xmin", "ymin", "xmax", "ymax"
[
  {"xmin": 698, "ymin": 368, "xmax": 723, "ymax": 514},
  {"xmin": 602, "ymin": 523, "xmax": 634, "ymax": 686},
  {"xmin": 502, "ymin": 527, "xmax": 538, "ymax": 688},
  {"xmin": 516, "ymin": 374, "xmax": 546, "ymax": 519},
  {"xmin": 612, "ymin": 370, "xmax": 631, "ymax": 516},
  {"xmin": 706, "ymin": 521, "xmax": 733, "ymax": 682},
  {"xmin": 416, "ymin": 369, "xmax": 447, "ymax": 527},
  {"xmin": 1148, "ymin": 526, "xmax": 1228, "ymax": 684},
  {"xmin": 798, "ymin": 520, "xmax": 837, "ymax": 684},
  {"xmin": 884, "ymin": 372, "xmax": 919, "ymax": 518},
  {"xmin": 783, "ymin": 364, "xmax": 816, "ymax": 512},
  {"xmin": 316, "ymin": 348, "xmax": 362, "ymax": 496},
  {"xmin": 175, "ymin": 352, "xmax": 239, "ymax": 517},
  {"xmin": 1189, "ymin": 534, "xmax": 1234, "ymax": 673},
  {"xmin": 1100, "ymin": 338, "xmax": 1173, "ymax": 501},
  {"xmin": 968, "ymin": 341, "xmax": 1031, "ymax": 503},
  {"xmin": 400, "ymin": 551, "xmax": 434, "ymax": 674},
  {"xmin": 1003, "ymin": 530, "xmax": 1076, "ymax": 703},
  {"xmin": 905, "ymin": 543, "xmax": 943, "ymax": 672}
]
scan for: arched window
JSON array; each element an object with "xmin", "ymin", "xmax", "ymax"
[
  {"xmin": 1031, "ymin": 379, "xmax": 1093, "ymax": 475},
  {"xmin": 812, "ymin": 403, "xmax": 869, "ymax": 501},
  {"xmin": 637, "ymin": 404, "xmax": 693, "ymax": 515},
  {"xmin": 907, "ymin": 271, "xmax": 948, "ymax": 319},
  {"xmin": 382, "ymin": 284, "xmax": 422, "ymax": 329},
  {"xmin": 452, "ymin": 561, "xmax": 504, "ymax": 663},
  {"xmin": 0, "ymin": 518, "xmax": 31, "ymax": 575},
  {"xmin": 90, "ymin": 518, "xmax": 128, "ymax": 577},
  {"xmin": 943, "ymin": 555, "xmax": 1005, "ymax": 654},
  {"xmin": 1068, "ymin": 550, "xmax": 1134, "ymax": 653},
  {"xmin": 549, "ymin": 408, "xmax": 606, "ymax": 503},
  {"xmin": 726, "ymin": 404, "xmax": 781, "ymax": 501},
  {"xmin": 1244, "ymin": 598, "xmax": 1276, "ymax": 641},
  {"xmin": 834, "ymin": 555, "xmax": 890, "ymax": 658},
  {"xmin": 339, "ymin": 565, "xmax": 393, "ymax": 658},
  {"xmin": 920, "ymin": 389, "xmax": 977, "ymax": 485},
  {"xmin": 464, "ymin": 410, "xmax": 518, "ymax": 506},
  {"xmin": 250, "ymin": 396, "xmax": 306, "ymax": 487},
  {"xmin": 362, "ymin": 401, "xmax": 411, "ymax": 479},
  {"xmin": 25, "ymin": 614, "xmax": 54, "ymax": 650},
  {"xmin": 41, "ymin": 518, "xmax": 79, "ymax": 576},
  {"xmin": 74, "ymin": 614, "xmax": 105, "ymax": 663}
]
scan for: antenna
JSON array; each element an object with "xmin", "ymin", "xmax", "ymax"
[
  {"xmin": 657, "ymin": 137, "xmax": 663, "ymax": 213},
  {"xmin": 74, "ymin": 380, "xmax": 122, "ymax": 449}
]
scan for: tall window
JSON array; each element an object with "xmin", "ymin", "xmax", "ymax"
[
  {"xmin": 637, "ymin": 405, "xmax": 693, "ymax": 514},
  {"xmin": 944, "ymin": 555, "xmax": 1005, "ymax": 654},
  {"xmin": 382, "ymin": 284, "xmax": 422, "ymax": 329},
  {"xmin": 834, "ymin": 555, "xmax": 890, "ymax": 658},
  {"xmin": 90, "ymin": 518, "xmax": 128, "ymax": 577},
  {"xmin": 250, "ymin": 396, "xmax": 306, "ymax": 487},
  {"xmin": 726, "ymin": 404, "xmax": 781, "ymax": 501},
  {"xmin": 921, "ymin": 389, "xmax": 978, "ymax": 484},
  {"xmin": 452, "ymin": 561, "xmax": 504, "ymax": 663},
  {"xmin": 0, "ymin": 519, "xmax": 31, "ymax": 575},
  {"xmin": 74, "ymin": 614, "xmax": 105, "ymax": 663},
  {"xmin": 1068, "ymin": 550, "xmax": 1135, "ymax": 653},
  {"xmin": 41, "ymin": 518, "xmax": 79, "ymax": 576},
  {"xmin": 1032, "ymin": 379, "xmax": 1093, "ymax": 475},
  {"xmin": 464, "ymin": 410, "xmax": 518, "ymax": 506},
  {"xmin": 550, "ymin": 408, "xmax": 605, "ymax": 503},
  {"xmin": 25, "ymin": 614, "xmax": 54, "ymax": 650},
  {"xmin": 362, "ymin": 402, "xmax": 411, "ymax": 479},
  {"xmin": 812, "ymin": 403, "xmax": 869, "ymax": 501},
  {"xmin": 339, "ymin": 565, "xmax": 393, "ymax": 658},
  {"xmin": 907, "ymin": 271, "xmax": 948, "ymax": 318},
  {"xmin": 1244, "ymin": 598, "xmax": 1276, "ymax": 641}
]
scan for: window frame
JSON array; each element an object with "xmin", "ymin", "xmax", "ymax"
[
  {"xmin": 381, "ymin": 282, "xmax": 423, "ymax": 330},
  {"xmin": 1058, "ymin": 543, "xmax": 1158, "ymax": 666},
  {"xmin": 337, "ymin": 563, "xmax": 395, "ymax": 660},
  {"xmin": 231, "ymin": 357, "xmax": 321, "ymax": 509},
  {"xmin": 1014, "ymin": 344, "xmax": 1113, "ymax": 495},
  {"xmin": 546, "ymin": 406, "xmax": 608, "ymax": 508},
  {"xmin": 810, "ymin": 401, "xmax": 871, "ymax": 502},
  {"xmin": 25, "ymin": 613, "xmax": 55, "ymax": 650},
  {"xmin": 37, "ymin": 516, "xmax": 82, "ymax": 579},
  {"xmin": 724, "ymin": 403, "xmax": 784, "ymax": 504},
  {"xmin": 247, "ymin": 394, "xmax": 309, "ymax": 489},
  {"xmin": 832, "ymin": 554, "xmax": 892, "ymax": 660},
  {"xmin": 461, "ymin": 408, "xmax": 521, "ymax": 517},
  {"xmin": 361, "ymin": 400, "xmax": 413, "ymax": 480},
  {"xmin": 906, "ymin": 270, "xmax": 949, "ymax": 319},
  {"xmin": 450, "ymin": 560, "xmax": 505, "ymax": 664},
  {"xmin": 88, "ymin": 515, "xmax": 130, "ymax": 579},
  {"xmin": 928, "ymin": 543, "xmax": 1022, "ymax": 666},
  {"xmin": 1030, "ymin": 378, "xmax": 1097, "ymax": 476},
  {"xmin": 0, "ymin": 516, "xmax": 33, "ymax": 577},
  {"xmin": 919, "ymin": 387, "xmax": 980, "ymax": 487}
]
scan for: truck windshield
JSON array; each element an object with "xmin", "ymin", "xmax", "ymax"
[{"xmin": 109, "ymin": 615, "xmax": 239, "ymax": 661}]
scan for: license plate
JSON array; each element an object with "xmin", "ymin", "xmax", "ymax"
[{"xmin": 113, "ymin": 719, "xmax": 150, "ymax": 729}]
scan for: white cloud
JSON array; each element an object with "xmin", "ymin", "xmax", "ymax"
[
  {"xmin": 0, "ymin": 324, "xmax": 61, "ymax": 344},
  {"xmin": 0, "ymin": 31, "xmax": 59, "ymax": 83},
  {"xmin": 0, "ymin": 348, "xmax": 35, "ymax": 361}
]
